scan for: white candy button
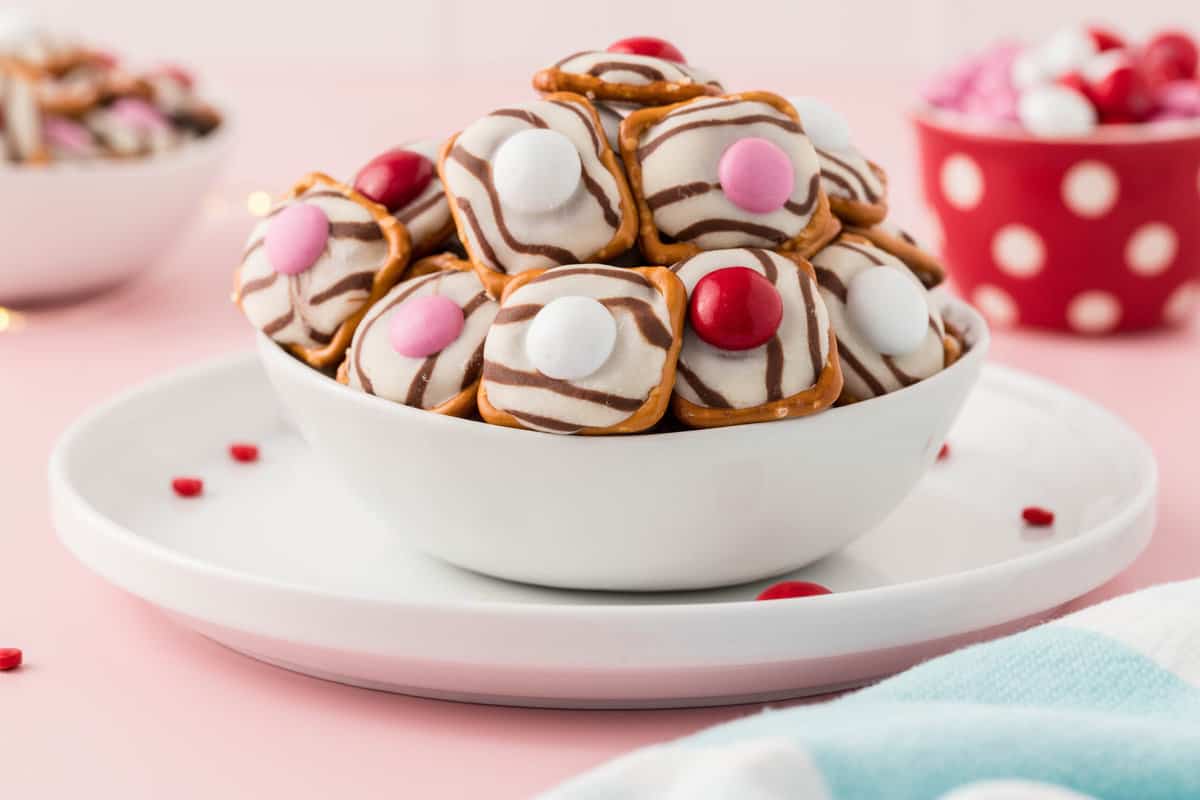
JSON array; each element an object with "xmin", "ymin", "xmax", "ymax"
[
  {"xmin": 526, "ymin": 295, "xmax": 617, "ymax": 380},
  {"xmin": 1018, "ymin": 85, "xmax": 1098, "ymax": 138},
  {"xmin": 785, "ymin": 96, "xmax": 853, "ymax": 152},
  {"xmin": 1041, "ymin": 27, "xmax": 1098, "ymax": 77},
  {"xmin": 492, "ymin": 129, "xmax": 582, "ymax": 214},
  {"xmin": 847, "ymin": 267, "xmax": 929, "ymax": 356}
]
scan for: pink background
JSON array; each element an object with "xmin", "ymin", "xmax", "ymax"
[{"xmin": 4, "ymin": 5, "xmax": 1200, "ymax": 798}]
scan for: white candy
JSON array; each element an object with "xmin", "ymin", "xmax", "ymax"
[
  {"xmin": 846, "ymin": 267, "xmax": 928, "ymax": 357},
  {"xmin": 1018, "ymin": 84, "xmax": 1098, "ymax": 138},
  {"xmin": 526, "ymin": 295, "xmax": 617, "ymax": 380},
  {"xmin": 492, "ymin": 129, "xmax": 582, "ymax": 214},
  {"xmin": 1010, "ymin": 49, "xmax": 1052, "ymax": 91},
  {"xmin": 786, "ymin": 96, "xmax": 853, "ymax": 152},
  {"xmin": 1041, "ymin": 27, "xmax": 1098, "ymax": 78}
]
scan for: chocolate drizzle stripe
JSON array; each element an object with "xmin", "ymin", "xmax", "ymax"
[
  {"xmin": 837, "ymin": 338, "xmax": 887, "ymax": 398},
  {"xmin": 820, "ymin": 169, "xmax": 857, "ymax": 199},
  {"xmin": 394, "ymin": 190, "xmax": 444, "ymax": 224},
  {"xmin": 508, "ymin": 409, "xmax": 582, "ymax": 434},
  {"xmin": 461, "ymin": 291, "xmax": 491, "ymax": 318},
  {"xmin": 239, "ymin": 271, "xmax": 277, "ymax": 297},
  {"xmin": 489, "ymin": 108, "xmax": 550, "ymax": 128},
  {"xmin": 814, "ymin": 266, "xmax": 848, "ymax": 303},
  {"xmin": 638, "ymin": 113, "xmax": 801, "ymax": 161},
  {"xmin": 798, "ymin": 269, "xmax": 823, "ymax": 381},
  {"xmin": 676, "ymin": 360, "xmax": 731, "ymax": 409},
  {"xmin": 600, "ymin": 296, "xmax": 674, "ymax": 350},
  {"xmin": 352, "ymin": 271, "xmax": 447, "ymax": 394},
  {"xmin": 548, "ymin": 99, "xmax": 603, "ymax": 157},
  {"xmin": 450, "ymin": 146, "xmax": 577, "ymax": 266},
  {"xmin": 671, "ymin": 218, "xmax": 789, "ymax": 245},
  {"xmin": 899, "ymin": 229, "xmax": 917, "ymax": 245},
  {"xmin": 553, "ymin": 50, "xmax": 590, "ymax": 68},
  {"xmin": 482, "ymin": 361, "xmax": 644, "ymax": 412},
  {"xmin": 881, "ymin": 355, "xmax": 919, "ymax": 387},
  {"xmin": 783, "ymin": 174, "xmax": 821, "ymax": 217},
  {"xmin": 747, "ymin": 248, "xmax": 779, "ymax": 284},
  {"xmin": 310, "ymin": 271, "xmax": 375, "ymax": 305},
  {"xmin": 587, "ymin": 61, "xmax": 665, "ymax": 82},
  {"xmin": 456, "ymin": 198, "xmax": 504, "ymax": 271},
  {"xmin": 837, "ymin": 240, "xmax": 886, "ymax": 265},
  {"xmin": 241, "ymin": 239, "xmax": 265, "ymax": 261},
  {"xmin": 262, "ymin": 308, "xmax": 295, "ymax": 337},
  {"xmin": 461, "ymin": 341, "xmax": 486, "ymax": 391},
  {"xmin": 579, "ymin": 168, "xmax": 621, "ymax": 230},
  {"xmin": 818, "ymin": 148, "xmax": 881, "ymax": 203},
  {"xmin": 404, "ymin": 356, "xmax": 438, "ymax": 408},
  {"xmin": 493, "ymin": 304, "xmax": 542, "ymax": 325},
  {"xmin": 529, "ymin": 266, "xmax": 650, "ymax": 288},
  {"xmin": 764, "ymin": 336, "xmax": 784, "ymax": 401},
  {"xmin": 329, "ymin": 221, "xmax": 384, "ymax": 241},
  {"xmin": 645, "ymin": 181, "xmax": 714, "ymax": 211}
]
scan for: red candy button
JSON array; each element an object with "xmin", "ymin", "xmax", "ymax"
[
  {"xmin": 689, "ymin": 267, "xmax": 783, "ymax": 351},
  {"xmin": 1086, "ymin": 26, "xmax": 1126, "ymax": 53},
  {"xmin": 158, "ymin": 63, "xmax": 195, "ymax": 90},
  {"xmin": 1142, "ymin": 31, "xmax": 1199, "ymax": 87},
  {"xmin": 353, "ymin": 149, "xmax": 435, "ymax": 213},
  {"xmin": 172, "ymin": 477, "xmax": 204, "ymax": 498},
  {"xmin": 1083, "ymin": 52, "xmax": 1155, "ymax": 122},
  {"xmin": 229, "ymin": 443, "xmax": 259, "ymax": 463},
  {"xmin": 938, "ymin": 443, "xmax": 951, "ymax": 461},
  {"xmin": 1022, "ymin": 506, "xmax": 1055, "ymax": 527},
  {"xmin": 606, "ymin": 36, "xmax": 686, "ymax": 64},
  {"xmin": 756, "ymin": 581, "xmax": 832, "ymax": 601},
  {"xmin": 0, "ymin": 648, "xmax": 22, "ymax": 671}
]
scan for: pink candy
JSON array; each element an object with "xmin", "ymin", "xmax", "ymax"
[
  {"xmin": 718, "ymin": 137, "xmax": 794, "ymax": 214},
  {"xmin": 389, "ymin": 295, "xmax": 465, "ymax": 358},
  {"xmin": 1155, "ymin": 80, "xmax": 1200, "ymax": 117},
  {"xmin": 110, "ymin": 97, "xmax": 170, "ymax": 133},
  {"xmin": 43, "ymin": 116, "xmax": 95, "ymax": 154},
  {"xmin": 922, "ymin": 43, "xmax": 1020, "ymax": 120},
  {"xmin": 265, "ymin": 204, "xmax": 330, "ymax": 276}
]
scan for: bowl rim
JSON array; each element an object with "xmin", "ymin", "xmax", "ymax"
[
  {"xmin": 0, "ymin": 103, "xmax": 235, "ymax": 179},
  {"xmin": 911, "ymin": 104, "xmax": 1200, "ymax": 147},
  {"xmin": 258, "ymin": 294, "xmax": 991, "ymax": 445}
]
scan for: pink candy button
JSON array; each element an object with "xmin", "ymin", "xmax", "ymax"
[
  {"xmin": 265, "ymin": 204, "xmax": 330, "ymax": 276},
  {"xmin": 718, "ymin": 137, "xmax": 795, "ymax": 214},
  {"xmin": 44, "ymin": 116, "xmax": 95, "ymax": 154},
  {"xmin": 109, "ymin": 97, "xmax": 170, "ymax": 132},
  {"xmin": 389, "ymin": 295, "xmax": 465, "ymax": 358}
]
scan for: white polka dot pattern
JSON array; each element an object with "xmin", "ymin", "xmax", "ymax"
[
  {"xmin": 991, "ymin": 224, "xmax": 1045, "ymax": 278},
  {"xmin": 972, "ymin": 284, "xmax": 1018, "ymax": 326},
  {"xmin": 1163, "ymin": 281, "xmax": 1199, "ymax": 325},
  {"xmin": 1125, "ymin": 223, "xmax": 1178, "ymax": 277},
  {"xmin": 1061, "ymin": 161, "xmax": 1119, "ymax": 218},
  {"xmin": 940, "ymin": 153, "xmax": 984, "ymax": 210},
  {"xmin": 1067, "ymin": 291, "xmax": 1121, "ymax": 334}
]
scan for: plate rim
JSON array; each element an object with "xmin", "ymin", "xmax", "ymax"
[{"xmin": 48, "ymin": 351, "xmax": 1157, "ymax": 634}]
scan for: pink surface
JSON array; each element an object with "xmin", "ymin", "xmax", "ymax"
[{"xmin": 3, "ymin": 72, "xmax": 1200, "ymax": 798}]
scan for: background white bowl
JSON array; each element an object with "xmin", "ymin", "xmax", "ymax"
[
  {"xmin": 258, "ymin": 297, "xmax": 990, "ymax": 591},
  {"xmin": 0, "ymin": 117, "xmax": 233, "ymax": 305}
]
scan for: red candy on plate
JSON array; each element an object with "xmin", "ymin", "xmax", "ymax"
[
  {"xmin": 353, "ymin": 149, "xmax": 435, "ymax": 213},
  {"xmin": 1022, "ymin": 506, "xmax": 1056, "ymax": 526},
  {"xmin": 756, "ymin": 581, "xmax": 832, "ymax": 601},
  {"xmin": 606, "ymin": 36, "xmax": 686, "ymax": 64},
  {"xmin": 229, "ymin": 443, "xmax": 259, "ymax": 463},
  {"xmin": 172, "ymin": 477, "xmax": 204, "ymax": 498},
  {"xmin": 689, "ymin": 267, "xmax": 783, "ymax": 351},
  {"xmin": 0, "ymin": 648, "xmax": 23, "ymax": 671},
  {"xmin": 938, "ymin": 443, "xmax": 951, "ymax": 461},
  {"xmin": 1141, "ymin": 31, "xmax": 1199, "ymax": 87}
]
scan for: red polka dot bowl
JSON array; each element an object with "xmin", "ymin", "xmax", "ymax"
[{"xmin": 914, "ymin": 110, "xmax": 1200, "ymax": 334}]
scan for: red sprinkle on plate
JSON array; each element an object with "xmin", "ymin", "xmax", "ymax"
[
  {"xmin": 756, "ymin": 580, "xmax": 832, "ymax": 601},
  {"xmin": 1022, "ymin": 506, "xmax": 1055, "ymax": 526},
  {"xmin": 938, "ymin": 443, "xmax": 951, "ymax": 461},
  {"xmin": 172, "ymin": 477, "xmax": 204, "ymax": 498},
  {"xmin": 229, "ymin": 443, "xmax": 259, "ymax": 463},
  {"xmin": 0, "ymin": 648, "xmax": 22, "ymax": 671}
]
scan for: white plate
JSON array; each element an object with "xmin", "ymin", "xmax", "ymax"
[{"xmin": 49, "ymin": 353, "xmax": 1156, "ymax": 708}]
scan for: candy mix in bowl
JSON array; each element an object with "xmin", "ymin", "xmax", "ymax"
[
  {"xmin": 236, "ymin": 36, "xmax": 969, "ymax": 436},
  {"xmin": 916, "ymin": 25, "xmax": 1200, "ymax": 333},
  {"xmin": 0, "ymin": 13, "xmax": 221, "ymax": 164}
]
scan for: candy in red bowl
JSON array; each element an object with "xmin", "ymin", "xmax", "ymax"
[{"xmin": 916, "ymin": 25, "xmax": 1200, "ymax": 334}]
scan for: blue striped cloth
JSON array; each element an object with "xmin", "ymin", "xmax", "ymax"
[{"xmin": 545, "ymin": 580, "xmax": 1200, "ymax": 800}]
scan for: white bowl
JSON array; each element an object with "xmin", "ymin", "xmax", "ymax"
[
  {"xmin": 257, "ymin": 296, "xmax": 990, "ymax": 591},
  {"xmin": 0, "ymin": 117, "xmax": 233, "ymax": 305}
]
